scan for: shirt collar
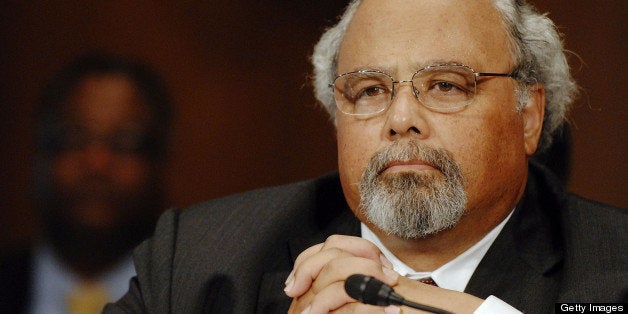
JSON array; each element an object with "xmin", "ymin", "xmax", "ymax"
[
  {"xmin": 30, "ymin": 244, "xmax": 136, "ymax": 314},
  {"xmin": 361, "ymin": 210, "xmax": 513, "ymax": 292}
]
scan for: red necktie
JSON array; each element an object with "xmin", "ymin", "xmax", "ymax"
[{"xmin": 418, "ymin": 277, "xmax": 438, "ymax": 286}]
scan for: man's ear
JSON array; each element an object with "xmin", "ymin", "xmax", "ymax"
[{"xmin": 522, "ymin": 84, "xmax": 545, "ymax": 156}]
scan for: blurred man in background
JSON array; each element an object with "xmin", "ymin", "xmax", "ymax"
[{"xmin": 0, "ymin": 53, "xmax": 172, "ymax": 314}]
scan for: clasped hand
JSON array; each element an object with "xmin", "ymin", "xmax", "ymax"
[{"xmin": 284, "ymin": 235, "xmax": 482, "ymax": 314}]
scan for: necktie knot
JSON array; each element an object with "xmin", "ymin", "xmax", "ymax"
[
  {"xmin": 418, "ymin": 277, "xmax": 438, "ymax": 286},
  {"xmin": 66, "ymin": 282, "xmax": 110, "ymax": 314}
]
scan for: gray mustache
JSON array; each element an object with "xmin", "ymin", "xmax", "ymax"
[{"xmin": 364, "ymin": 141, "xmax": 459, "ymax": 178}]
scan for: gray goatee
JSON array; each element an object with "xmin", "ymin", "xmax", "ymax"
[{"xmin": 359, "ymin": 140, "xmax": 466, "ymax": 239}]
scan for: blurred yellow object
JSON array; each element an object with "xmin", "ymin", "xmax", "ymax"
[{"xmin": 66, "ymin": 282, "xmax": 109, "ymax": 314}]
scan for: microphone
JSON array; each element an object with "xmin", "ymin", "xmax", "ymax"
[{"xmin": 344, "ymin": 274, "xmax": 453, "ymax": 314}]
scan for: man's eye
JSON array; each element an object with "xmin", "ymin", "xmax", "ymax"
[
  {"xmin": 359, "ymin": 86, "xmax": 387, "ymax": 98},
  {"xmin": 433, "ymin": 81, "xmax": 461, "ymax": 93}
]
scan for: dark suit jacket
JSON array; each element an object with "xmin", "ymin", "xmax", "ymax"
[
  {"xmin": 105, "ymin": 162, "xmax": 627, "ymax": 313},
  {"xmin": 0, "ymin": 249, "xmax": 32, "ymax": 313}
]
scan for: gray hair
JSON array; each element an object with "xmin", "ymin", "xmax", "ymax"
[{"xmin": 311, "ymin": 0, "xmax": 577, "ymax": 152}]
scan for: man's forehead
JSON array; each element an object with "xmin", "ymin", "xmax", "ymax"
[
  {"xmin": 338, "ymin": 0, "xmax": 511, "ymax": 73},
  {"xmin": 61, "ymin": 75, "xmax": 152, "ymax": 133}
]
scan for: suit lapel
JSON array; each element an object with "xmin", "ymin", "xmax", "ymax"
[
  {"xmin": 466, "ymin": 163, "xmax": 566, "ymax": 312},
  {"xmin": 465, "ymin": 214, "xmax": 562, "ymax": 312}
]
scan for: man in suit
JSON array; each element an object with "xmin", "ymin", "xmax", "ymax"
[
  {"xmin": 106, "ymin": 0, "xmax": 626, "ymax": 313},
  {"xmin": 0, "ymin": 54, "xmax": 172, "ymax": 314}
]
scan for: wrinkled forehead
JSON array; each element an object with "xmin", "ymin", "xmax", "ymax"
[{"xmin": 338, "ymin": 0, "xmax": 513, "ymax": 75}]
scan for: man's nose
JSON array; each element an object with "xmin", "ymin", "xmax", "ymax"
[
  {"xmin": 82, "ymin": 141, "xmax": 116, "ymax": 173},
  {"xmin": 385, "ymin": 83, "xmax": 430, "ymax": 140}
]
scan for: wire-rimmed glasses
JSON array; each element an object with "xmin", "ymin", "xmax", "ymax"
[{"xmin": 330, "ymin": 64, "xmax": 517, "ymax": 116}]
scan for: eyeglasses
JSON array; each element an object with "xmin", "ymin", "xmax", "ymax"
[{"xmin": 330, "ymin": 64, "xmax": 517, "ymax": 116}]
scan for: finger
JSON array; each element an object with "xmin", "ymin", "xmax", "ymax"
[
  {"xmin": 291, "ymin": 256, "xmax": 400, "ymax": 314},
  {"xmin": 285, "ymin": 247, "xmax": 356, "ymax": 297},
  {"xmin": 320, "ymin": 235, "xmax": 384, "ymax": 262},
  {"xmin": 285, "ymin": 243, "xmax": 324, "ymax": 296},
  {"xmin": 306, "ymin": 281, "xmax": 392, "ymax": 314},
  {"xmin": 288, "ymin": 294, "xmax": 312, "ymax": 314},
  {"xmin": 311, "ymin": 255, "xmax": 399, "ymax": 295},
  {"xmin": 303, "ymin": 280, "xmax": 355, "ymax": 314},
  {"xmin": 286, "ymin": 235, "xmax": 390, "ymax": 296},
  {"xmin": 293, "ymin": 243, "xmax": 325, "ymax": 270},
  {"xmin": 293, "ymin": 235, "xmax": 384, "ymax": 273}
]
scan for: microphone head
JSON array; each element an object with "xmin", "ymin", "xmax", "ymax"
[
  {"xmin": 345, "ymin": 274, "xmax": 452, "ymax": 314},
  {"xmin": 344, "ymin": 274, "xmax": 400, "ymax": 306},
  {"xmin": 344, "ymin": 274, "xmax": 371, "ymax": 302}
]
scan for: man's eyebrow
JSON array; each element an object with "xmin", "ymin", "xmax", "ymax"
[
  {"xmin": 410, "ymin": 59, "xmax": 467, "ymax": 69},
  {"xmin": 342, "ymin": 59, "xmax": 470, "ymax": 75},
  {"xmin": 341, "ymin": 65, "xmax": 395, "ymax": 74}
]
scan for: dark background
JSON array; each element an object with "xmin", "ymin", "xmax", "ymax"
[{"xmin": 1, "ymin": 1, "xmax": 625, "ymax": 250}]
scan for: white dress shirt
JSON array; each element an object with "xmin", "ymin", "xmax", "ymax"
[{"xmin": 29, "ymin": 244, "xmax": 136, "ymax": 314}]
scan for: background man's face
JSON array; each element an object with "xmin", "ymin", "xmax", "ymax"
[{"xmin": 49, "ymin": 74, "xmax": 156, "ymax": 232}]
